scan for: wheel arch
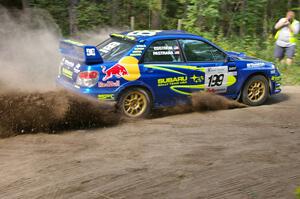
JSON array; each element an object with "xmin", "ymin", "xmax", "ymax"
[
  {"xmin": 238, "ymin": 71, "xmax": 270, "ymax": 100},
  {"xmin": 115, "ymin": 82, "xmax": 154, "ymax": 103}
]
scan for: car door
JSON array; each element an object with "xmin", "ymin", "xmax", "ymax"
[
  {"xmin": 178, "ymin": 39, "xmax": 237, "ymax": 95},
  {"xmin": 139, "ymin": 39, "xmax": 197, "ymax": 106}
]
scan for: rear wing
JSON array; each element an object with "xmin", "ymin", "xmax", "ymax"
[{"xmin": 59, "ymin": 39, "xmax": 103, "ymax": 65}]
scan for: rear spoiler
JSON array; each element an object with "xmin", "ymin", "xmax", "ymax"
[{"xmin": 59, "ymin": 39, "xmax": 103, "ymax": 65}]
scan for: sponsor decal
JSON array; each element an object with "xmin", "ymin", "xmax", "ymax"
[
  {"xmin": 228, "ymin": 71, "xmax": 237, "ymax": 76},
  {"xmin": 101, "ymin": 56, "xmax": 140, "ymax": 82},
  {"xmin": 271, "ymin": 76, "xmax": 281, "ymax": 81},
  {"xmin": 130, "ymin": 45, "xmax": 146, "ymax": 57},
  {"xmin": 98, "ymin": 94, "xmax": 114, "ymax": 100},
  {"xmin": 152, "ymin": 45, "xmax": 180, "ymax": 56},
  {"xmin": 62, "ymin": 68, "xmax": 73, "ymax": 79},
  {"xmin": 63, "ymin": 59, "xmax": 75, "ymax": 68},
  {"xmin": 136, "ymin": 45, "xmax": 146, "ymax": 48},
  {"xmin": 98, "ymin": 80, "xmax": 120, "ymax": 88},
  {"xmin": 75, "ymin": 63, "xmax": 81, "ymax": 69},
  {"xmin": 101, "ymin": 64, "xmax": 128, "ymax": 81},
  {"xmin": 74, "ymin": 63, "xmax": 81, "ymax": 73},
  {"xmin": 74, "ymin": 68, "xmax": 80, "ymax": 73},
  {"xmin": 205, "ymin": 66, "xmax": 228, "ymax": 93},
  {"xmin": 86, "ymin": 48, "xmax": 96, "ymax": 56},
  {"xmin": 247, "ymin": 62, "xmax": 265, "ymax": 68},
  {"xmin": 99, "ymin": 41, "xmax": 121, "ymax": 54},
  {"xmin": 228, "ymin": 66, "xmax": 237, "ymax": 71},
  {"xmin": 153, "ymin": 46, "xmax": 173, "ymax": 51},
  {"xmin": 127, "ymin": 30, "xmax": 161, "ymax": 37},
  {"xmin": 157, "ymin": 76, "xmax": 187, "ymax": 87},
  {"xmin": 153, "ymin": 51, "xmax": 180, "ymax": 55},
  {"xmin": 270, "ymin": 69, "xmax": 276, "ymax": 74},
  {"xmin": 206, "ymin": 88, "xmax": 216, "ymax": 93},
  {"xmin": 190, "ymin": 74, "xmax": 204, "ymax": 83}
]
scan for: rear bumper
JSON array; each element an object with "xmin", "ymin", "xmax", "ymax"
[{"xmin": 56, "ymin": 76, "xmax": 116, "ymax": 100}]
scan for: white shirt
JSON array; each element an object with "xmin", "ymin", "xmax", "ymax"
[{"xmin": 275, "ymin": 18, "xmax": 300, "ymax": 47}]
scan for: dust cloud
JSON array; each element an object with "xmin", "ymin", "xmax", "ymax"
[
  {"xmin": 75, "ymin": 27, "xmax": 124, "ymax": 46},
  {"xmin": 0, "ymin": 7, "xmax": 61, "ymax": 91},
  {"xmin": 0, "ymin": 90, "xmax": 120, "ymax": 138},
  {"xmin": 0, "ymin": 7, "xmax": 122, "ymax": 138},
  {"xmin": 191, "ymin": 92, "xmax": 247, "ymax": 111},
  {"xmin": 0, "ymin": 7, "xmax": 121, "ymax": 91},
  {"xmin": 154, "ymin": 92, "xmax": 246, "ymax": 117}
]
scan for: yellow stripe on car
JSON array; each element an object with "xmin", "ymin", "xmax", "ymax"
[
  {"xmin": 144, "ymin": 65, "xmax": 186, "ymax": 75},
  {"xmin": 227, "ymin": 75, "xmax": 237, "ymax": 86},
  {"xmin": 170, "ymin": 84, "xmax": 205, "ymax": 95},
  {"xmin": 150, "ymin": 64, "xmax": 206, "ymax": 72}
]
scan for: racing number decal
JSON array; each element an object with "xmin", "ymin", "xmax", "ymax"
[
  {"xmin": 205, "ymin": 66, "xmax": 228, "ymax": 93},
  {"xmin": 208, "ymin": 74, "xmax": 224, "ymax": 87}
]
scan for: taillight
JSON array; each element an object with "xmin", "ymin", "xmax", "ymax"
[
  {"xmin": 76, "ymin": 71, "xmax": 99, "ymax": 88},
  {"xmin": 79, "ymin": 71, "xmax": 98, "ymax": 79}
]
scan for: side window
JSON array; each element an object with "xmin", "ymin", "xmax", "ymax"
[
  {"xmin": 179, "ymin": 39, "xmax": 226, "ymax": 62},
  {"xmin": 143, "ymin": 40, "xmax": 182, "ymax": 63}
]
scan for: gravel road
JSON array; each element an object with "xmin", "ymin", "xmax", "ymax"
[{"xmin": 0, "ymin": 86, "xmax": 299, "ymax": 199}]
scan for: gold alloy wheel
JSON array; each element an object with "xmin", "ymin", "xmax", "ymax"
[
  {"xmin": 123, "ymin": 91, "xmax": 147, "ymax": 117},
  {"xmin": 247, "ymin": 80, "xmax": 266, "ymax": 102}
]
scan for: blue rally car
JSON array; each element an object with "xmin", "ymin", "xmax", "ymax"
[{"xmin": 57, "ymin": 30, "xmax": 281, "ymax": 118}]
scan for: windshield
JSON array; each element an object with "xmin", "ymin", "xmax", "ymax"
[{"xmin": 97, "ymin": 38, "xmax": 135, "ymax": 62}]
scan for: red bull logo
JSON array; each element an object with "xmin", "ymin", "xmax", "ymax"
[
  {"xmin": 100, "ymin": 56, "xmax": 141, "ymax": 82},
  {"xmin": 101, "ymin": 63, "xmax": 128, "ymax": 81}
]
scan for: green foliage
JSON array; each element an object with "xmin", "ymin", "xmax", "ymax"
[
  {"xmin": 76, "ymin": 0, "xmax": 107, "ymax": 31},
  {"xmin": 23, "ymin": 0, "xmax": 300, "ymax": 85},
  {"xmin": 29, "ymin": 0, "xmax": 69, "ymax": 35},
  {"xmin": 296, "ymin": 187, "xmax": 300, "ymax": 199}
]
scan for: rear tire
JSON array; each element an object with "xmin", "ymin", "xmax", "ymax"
[
  {"xmin": 117, "ymin": 88, "xmax": 152, "ymax": 118},
  {"xmin": 242, "ymin": 75, "xmax": 269, "ymax": 106}
]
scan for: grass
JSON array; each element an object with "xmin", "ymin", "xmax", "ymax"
[
  {"xmin": 296, "ymin": 187, "xmax": 300, "ymax": 199},
  {"xmin": 278, "ymin": 64, "xmax": 300, "ymax": 85}
]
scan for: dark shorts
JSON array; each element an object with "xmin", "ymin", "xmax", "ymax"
[{"xmin": 274, "ymin": 45, "xmax": 296, "ymax": 59}]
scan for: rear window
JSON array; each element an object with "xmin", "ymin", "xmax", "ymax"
[{"xmin": 97, "ymin": 38, "xmax": 135, "ymax": 62}]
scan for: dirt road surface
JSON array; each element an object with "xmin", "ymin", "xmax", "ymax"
[{"xmin": 0, "ymin": 86, "xmax": 299, "ymax": 199}]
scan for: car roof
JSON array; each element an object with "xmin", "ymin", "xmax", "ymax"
[{"xmin": 111, "ymin": 30, "xmax": 204, "ymax": 41}]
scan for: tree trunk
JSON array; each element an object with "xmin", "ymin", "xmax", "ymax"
[
  {"xmin": 151, "ymin": 0, "xmax": 162, "ymax": 29},
  {"xmin": 21, "ymin": 0, "xmax": 28, "ymax": 9},
  {"xmin": 287, "ymin": 0, "xmax": 292, "ymax": 9},
  {"xmin": 69, "ymin": 0, "xmax": 78, "ymax": 36},
  {"xmin": 239, "ymin": 0, "xmax": 247, "ymax": 37},
  {"xmin": 110, "ymin": 0, "xmax": 119, "ymax": 26},
  {"xmin": 263, "ymin": 7, "xmax": 268, "ymax": 38}
]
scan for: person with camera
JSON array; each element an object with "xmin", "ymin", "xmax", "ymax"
[{"xmin": 274, "ymin": 11, "xmax": 300, "ymax": 66}]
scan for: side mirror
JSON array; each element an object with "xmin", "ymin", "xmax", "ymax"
[{"xmin": 226, "ymin": 56, "xmax": 234, "ymax": 63}]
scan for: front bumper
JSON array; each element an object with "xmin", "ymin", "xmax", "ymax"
[{"xmin": 270, "ymin": 75, "xmax": 282, "ymax": 95}]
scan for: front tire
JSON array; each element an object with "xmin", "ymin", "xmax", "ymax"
[
  {"xmin": 242, "ymin": 75, "xmax": 269, "ymax": 106},
  {"xmin": 117, "ymin": 88, "xmax": 151, "ymax": 118}
]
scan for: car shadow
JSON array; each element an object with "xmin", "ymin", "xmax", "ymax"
[
  {"xmin": 150, "ymin": 105, "xmax": 193, "ymax": 119},
  {"xmin": 151, "ymin": 93, "xmax": 290, "ymax": 119},
  {"xmin": 265, "ymin": 93, "xmax": 290, "ymax": 105}
]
